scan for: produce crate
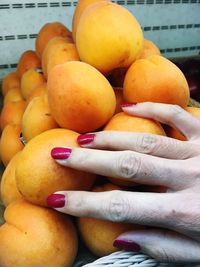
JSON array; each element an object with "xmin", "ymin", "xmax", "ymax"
[{"xmin": 0, "ymin": 1, "xmax": 200, "ymax": 267}]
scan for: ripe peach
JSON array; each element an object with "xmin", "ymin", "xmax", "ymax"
[
  {"xmin": 76, "ymin": 1, "xmax": 143, "ymax": 74},
  {"xmin": 17, "ymin": 50, "xmax": 41, "ymax": 78},
  {"xmin": 0, "ymin": 200, "xmax": 78, "ymax": 267},
  {"xmin": 15, "ymin": 129, "xmax": 96, "ymax": 206},
  {"xmin": 2, "ymin": 72, "xmax": 20, "ymax": 96},
  {"xmin": 0, "ymin": 124, "xmax": 24, "ymax": 166},
  {"xmin": 0, "ymin": 152, "xmax": 24, "ymax": 206},
  {"xmin": 138, "ymin": 39, "xmax": 160, "ymax": 59},
  {"xmin": 124, "ymin": 55, "xmax": 190, "ymax": 107},
  {"xmin": 22, "ymin": 94, "xmax": 58, "ymax": 142},
  {"xmin": 35, "ymin": 22, "xmax": 72, "ymax": 58},
  {"xmin": 47, "ymin": 61, "xmax": 116, "ymax": 133}
]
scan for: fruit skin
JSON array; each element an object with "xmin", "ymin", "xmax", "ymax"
[
  {"xmin": 22, "ymin": 94, "xmax": 58, "ymax": 142},
  {"xmin": 72, "ymin": 0, "xmax": 109, "ymax": 42},
  {"xmin": 0, "ymin": 200, "xmax": 78, "ymax": 267},
  {"xmin": 17, "ymin": 50, "xmax": 41, "ymax": 78},
  {"xmin": 0, "ymin": 101, "xmax": 26, "ymax": 131},
  {"xmin": 0, "ymin": 124, "xmax": 24, "ymax": 166},
  {"xmin": 42, "ymin": 38, "xmax": 79, "ymax": 78},
  {"xmin": 76, "ymin": 1, "xmax": 143, "ymax": 74},
  {"xmin": 47, "ymin": 61, "xmax": 116, "ymax": 133},
  {"xmin": 26, "ymin": 83, "xmax": 47, "ymax": 103},
  {"xmin": 137, "ymin": 39, "xmax": 160, "ymax": 60},
  {"xmin": 35, "ymin": 22, "xmax": 72, "ymax": 58},
  {"xmin": 77, "ymin": 183, "xmax": 144, "ymax": 256},
  {"xmin": 15, "ymin": 128, "xmax": 96, "ymax": 206},
  {"xmin": 165, "ymin": 106, "xmax": 200, "ymax": 141},
  {"xmin": 3, "ymin": 88, "xmax": 24, "ymax": 104},
  {"xmin": 0, "ymin": 152, "xmax": 24, "ymax": 206},
  {"xmin": 21, "ymin": 68, "xmax": 46, "ymax": 100},
  {"xmin": 123, "ymin": 55, "xmax": 190, "ymax": 108},
  {"xmin": 2, "ymin": 72, "xmax": 20, "ymax": 96},
  {"xmin": 104, "ymin": 112, "xmax": 166, "ymax": 186}
]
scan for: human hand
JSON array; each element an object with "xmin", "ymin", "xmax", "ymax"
[{"xmin": 47, "ymin": 102, "xmax": 200, "ymax": 262}]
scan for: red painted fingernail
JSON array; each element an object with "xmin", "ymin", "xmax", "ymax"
[
  {"xmin": 113, "ymin": 239, "xmax": 141, "ymax": 252},
  {"xmin": 121, "ymin": 103, "xmax": 136, "ymax": 108},
  {"xmin": 47, "ymin": 193, "xmax": 66, "ymax": 208},
  {"xmin": 51, "ymin": 147, "xmax": 72, "ymax": 159},
  {"xmin": 77, "ymin": 133, "xmax": 96, "ymax": 145}
]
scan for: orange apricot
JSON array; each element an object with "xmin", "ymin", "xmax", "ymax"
[
  {"xmin": 3, "ymin": 88, "xmax": 24, "ymax": 104},
  {"xmin": 2, "ymin": 72, "xmax": 20, "ymax": 96}
]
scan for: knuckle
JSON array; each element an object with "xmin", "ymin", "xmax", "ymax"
[
  {"xmin": 169, "ymin": 105, "xmax": 184, "ymax": 118},
  {"xmin": 106, "ymin": 191, "xmax": 129, "ymax": 222},
  {"xmin": 138, "ymin": 135, "xmax": 158, "ymax": 154},
  {"xmin": 116, "ymin": 151, "xmax": 141, "ymax": 179}
]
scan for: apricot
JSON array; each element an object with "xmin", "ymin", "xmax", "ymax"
[
  {"xmin": 0, "ymin": 100, "xmax": 26, "ymax": 130},
  {"xmin": 138, "ymin": 39, "xmax": 160, "ymax": 59},
  {"xmin": 35, "ymin": 22, "xmax": 72, "ymax": 58},
  {"xmin": 0, "ymin": 200, "xmax": 78, "ymax": 267},
  {"xmin": 76, "ymin": 1, "xmax": 143, "ymax": 74},
  {"xmin": 78, "ymin": 183, "xmax": 144, "ymax": 256},
  {"xmin": 42, "ymin": 37, "xmax": 79, "ymax": 78},
  {"xmin": 47, "ymin": 61, "xmax": 116, "ymax": 133},
  {"xmin": 165, "ymin": 106, "xmax": 200, "ymax": 141},
  {"xmin": 0, "ymin": 124, "xmax": 24, "ymax": 166},
  {"xmin": 4, "ymin": 88, "xmax": 24, "ymax": 104},
  {"xmin": 17, "ymin": 50, "xmax": 41, "ymax": 78},
  {"xmin": 21, "ymin": 68, "xmax": 46, "ymax": 100},
  {"xmin": 124, "ymin": 55, "xmax": 190, "ymax": 107},
  {"xmin": 15, "ymin": 129, "xmax": 96, "ymax": 206},
  {"xmin": 0, "ymin": 152, "xmax": 24, "ymax": 206},
  {"xmin": 22, "ymin": 94, "xmax": 58, "ymax": 142},
  {"xmin": 26, "ymin": 83, "xmax": 47, "ymax": 103},
  {"xmin": 2, "ymin": 72, "xmax": 20, "ymax": 96},
  {"xmin": 72, "ymin": 0, "xmax": 109, "ymax": 41},
  {"xmin": 104, "ymin": 112, "xmax": 166, "ymax": 186}
]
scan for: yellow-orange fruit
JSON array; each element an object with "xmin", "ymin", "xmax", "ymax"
[
  {"xmin": 21, "ymin": 68, "xmax": 46, "ymax": 100},
  {"xmin": 104, "ymin": 112, "xmax": 166, "ymax": 186},
  {"xmin": 0, "ymin": 200, "xmax": 78, "ymax": 267},
  {"xmin": 42, "ymin": 38, "xmax": 79, "ymax": 78},
  {"xmin": 0, "ymin": 152, "xmax": 24, "ymax": 206},
  {"xmin": 76, "ymin": 1, "xmax": 143, "ymax": 74},
  {"xmin": 17, "ymin": 50, "xmax": 41, "ymax": 78},
  {"xmin": 22, "ymin": 94, "xmax": 58, "ymax": 142},
  {"xmin": 124, "ymin": 55, "xmax": 190, "ymax": 107},
  {"xmin": 165, "ymin": 106, "xmax": 200, "ymax": 141},
  {"xmin": 72, "ymin": 0, "xmax": 108, "ymax": 41},
  {"xmin": 2, "ymin": 72, "xmax": 20, "ymax": 96},
  {"xmin": 15, "ymin": 128, "xmax": 96, "ymax": 206},
  {"xmin": 137, "ymin": 39, "xmax": 160, "ymax": 59},
  {"xmin": 35, "ymin": 22, "xmax": 72, "ymax": 58},
  {"xmin": 78, "ymin": 183, "xmax": 144, "ymax": 256},
  {"xmin": 26, "ymin": 83, "xmax": 47, "ymax": 103},
  {"xmin": 0, "ymin": 101, "xmax": 26, "ymax": 130},
  {"xmin": 0, "ymin": 124, "xmax": 24, "ymax": 166},
  {"xmin": 47, "ymin": 61, "xmax": 116, "ymax": 133},
  {"xmin": 4, "ymin": 88, "xmax": 24, "ymax": 104}
]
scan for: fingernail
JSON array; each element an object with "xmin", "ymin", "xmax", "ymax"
[
  {"xmin": 121, "ymin": 103, "xmax": 136, "ymax": 108},
  {"xmin": 51, "ymin": 147, "xmax": 72, "ymax": 159},
  {"xmin": 113, "ymin": 239, "xmax": 141, "ymax": 252},
  {"xmin": 47, "ymin": 193, "xmax": 66, "ymax": 208},
  {"xmin": 77, "ymin": 133, "xmax": 96, "ymax": 145}
]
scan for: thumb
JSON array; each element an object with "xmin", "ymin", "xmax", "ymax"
[{"xmin": 113, "ymin": 229, "xmax": 200, "ymax": 263}]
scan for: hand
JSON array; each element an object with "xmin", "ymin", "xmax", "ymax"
[{"xmin": 47, "ymin": 102, "xmax": 200, "ymax": 262}]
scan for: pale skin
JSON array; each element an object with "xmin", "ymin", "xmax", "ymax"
[{"xmin": 49, "ymin": 102, "xmax": 200, "ymax": 262}]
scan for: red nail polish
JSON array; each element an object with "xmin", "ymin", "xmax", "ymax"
[
  {"xmin": 121, "ymin": 103, "xmax": 136, "ymax": 108},
  {"xmin": 77, "ymin": 133, "xmax": 95, "ymax": 145},
  {"xmin": 113, "ymin": 239, "xmax": 141, "ymax": 252},
  {"xmin": 47, "ymin": 193, "xmax": 66, "ymax": 208},
  {"xmin": 51, "ymin": 147, "xmax": 72, "ymax": 159}
]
